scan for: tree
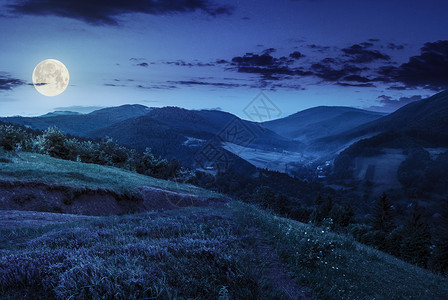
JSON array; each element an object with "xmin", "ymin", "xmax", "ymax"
[
  {"xmin": 38, "ymin": 126, "xmax": 71, "ymax": 159},
  {"xmin": 400, "ymin": 205, "xmax": 431, "ymax": 268},
  {"xmin": 330, "ymin": 203, "xmax": 355, "ymax": 229},
  {"xmin": 138, "ymin": 147, "xmax": 170, "ymax": 179},
  {"xmin": 371, "ymin": 192, "xmax": 395, "ymax": 233},
  {"xmin": 0, "ymin": 125, "xmax": 27, "ymax": 151},
  {"xmin": 431, "ymin": 197, "xmax": 448, "ymax": 275},
  {"xmin": 310, "ymin": 195, "xmax": 333, "ymax": 225}
]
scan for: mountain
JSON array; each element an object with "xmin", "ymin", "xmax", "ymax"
[
  {"xmin": 0, "ymin": 104, "xmax": 150, "ymax": 136},
  {"xmin": 87, "ymin": 107, "xmax": 296, "ymax": 172},
  {"xmin": 40, "ymin": 111, "xmax": 81, "ymax": 117},
  {"xmin": 263, "ymin": 106, "xmax": 386, "ymax": 142},
  {"xmin": 329, "ymin": 91, "xmax": 448, "ymax": 196},
  {"xmin": 332, "ymin": 90, "xmax": 448, "ymax": 147}
]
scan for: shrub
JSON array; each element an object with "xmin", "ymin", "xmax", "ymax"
[
  {"xmin": 0, "ymin": 125, "xmax": 28, "ymax": 151},
  {"xmin": 37, "ymin": 126, "xmax": 71, "ymax": 159}
]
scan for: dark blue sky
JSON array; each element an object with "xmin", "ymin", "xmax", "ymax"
[{"xmin": 1, "ymin": 0, "xmax": 448, "ymax": 118}]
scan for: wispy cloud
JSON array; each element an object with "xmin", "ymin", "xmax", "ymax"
[
  {"xmin": 7, "ymin": 0, "xmax": 233, "ymax": 25},
  {"xmin": 0, "ymin": 73, "xmax": 25, "ymax": 91},
  {"xmin": 367, "ymin": 95, "xmax": 424, "ymax": 112}
]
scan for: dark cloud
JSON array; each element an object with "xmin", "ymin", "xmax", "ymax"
[
  {"xmin": 307, "ymin": 44, "xmax": 331, "ymax": 53},
  {"xmin": 216, "ymin": 59, "xmax": 228, "ymax": 64},
  {"xmin": 104, "ymin": 83, "xmax": 125, "ymax": 87},
  {"xmin": 336, "ymin": 82, "xmax": 375, "ymax": 88},
  {"xmin": 7, "ymin": 0, "xmax": 233, "ymax": 25},
  {"xmin": 226, "ymin": 47, "xmax": 376, "ymax": 88},
  {"xmin": 341, "ymin": 44, "xmax": 390, "ymax": 63},
  {"xmin": 163, "ymin": 60, "xmax": 215, "ymax": 67},
  {"xmin": 229, "ymin": 52, "xmax": 299, "ymax": 79},
  {"xmin": 0, "ymin": 74, "xmax": 25, "ymax": 91},
  {"xmin": 387, "ymin": 43, "xmax": 405, "ymax": 50},
  {"xmin": 289, "ymin": 51, "xmax": 303, "ymax": 59},
  {"xmin": 137, "ymin": 84, "xmax": 178, "ymax": 90},
  {"xmin": 342, "ymin": 75, "xmax": 371, "ymax": 83},
  {"xmin": 368, "ymin": 38, "xmax": 380, "ymax": 42},
  {"xmin": 262, "ymin": 48, "xmax": 276, "ymax": 55},
  {"xmin": 310, "ymin": 63, "xmax": 363, "ymax": 82},
  {"xmin": 359, "ymin": 42, "xmax": 374, "ymax": 48},
  {"xmin": 386, "ymin": 85, "xmax": 410, "ymax": 91},
  {"xmin": 379, "ymin": 40, "xmax": 448, "ymax": 90},
  {"xmin": 168, "ymin": 80, "xmax": 246, "ymax": 88},
  {"xmin": 221, "ymin": 40, "xmax": 448, "ymax": 91},
  {"xmin": 367, "ymin": 95, "xmax": 423, "ymax": 112},
  {"xmin": 137, "ymin": 62, "xmax": 149, "ymax": 67}
]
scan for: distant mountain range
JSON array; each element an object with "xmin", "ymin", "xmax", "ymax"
[{"xmin": 2, "ymin": 91, "xmax": 448, "ymax": 182}]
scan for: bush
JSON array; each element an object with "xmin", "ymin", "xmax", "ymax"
[
  {"xmin": 37, "ymin": 126, "xmax": 72, "ymax": 159},
  {"xmin": 0, "ymin": 125, "xmax": 28, "ymax": 151}
]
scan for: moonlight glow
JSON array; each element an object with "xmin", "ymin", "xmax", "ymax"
[{"xmin": 32, "ymin": 59, "xmax": 69, "ymax": 97}]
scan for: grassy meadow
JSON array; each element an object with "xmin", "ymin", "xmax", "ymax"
[
  {"xmin": 0, "ymin": 152, "xmax": 218, "ymax": 198},
  {"xmin": 1, "ymin": 201, "xmax": 448, "ymax": 299}
]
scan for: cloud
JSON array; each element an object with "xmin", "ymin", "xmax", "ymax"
[
  {"xmin": 307, "ymin": 44, "xmax": 331, "ymax": 53},
  {"xmin": 387, "ymin": 43, "xmax": 405, "ymax": 50},
  {"xmin": 342, "ymin": 75, "xmax": 371, "ymax": 83},
  {"xmin": 7, "ymin": 0, "xmax": 233, "ymax": 25},
  {"xmin": 379, "ymin": 40, "xmax": 448, "ymax": 91},
  {"xmin": 130, "ymin": 58, "xmax": 155, "ymax": 67},
  {"xmin": 229, "ymin": 52, "xmax": 305, "ymax": 80},
  {"xmin": 310, "ymin": 62, "xmax": 364, "ymax": 82},
  {"xmin": 336, "ymin": 82, "xmax": 375, "ymax": 88},
  {"xmin": 0, "ymin": 74, "xmax": 25, "ymax": 91},
  {"xmin": 168, "ymin": 80, "xmax": 247, "ymax": 88},
  {"xmin": 220, "ymin": 40, "xmax": 448, "ymax": 91},
  {"xmin": 163, "ymin": 60, "xmax": 215, "ymax": 67},
  {"xmin": 341, "ymin": 44, "xmax": 390, "ymax": 63},
  {"xmin": 367, "ymin": 95, "xmax": 423, "ymax": 112},
  {"xmin": 137, "ymin": 84, "xmax": 178, "ymax": 90},
  {"xmin": 289, "ymin": 51, "xmax": 304, "ymax": 59}
]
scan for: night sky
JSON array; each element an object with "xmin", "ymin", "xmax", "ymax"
[{"xmin": 1, "ymin": 0, "xmax": 448, "ymax": 118}]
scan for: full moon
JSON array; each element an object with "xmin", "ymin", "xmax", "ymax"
[{"xmin": 32, "ymin": 59, "xmax": 69, "ymax": 97}]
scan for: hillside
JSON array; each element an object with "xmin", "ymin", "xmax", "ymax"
[
  {"xmin": 0, "ymin": 152, "xmax": 224, "ymax": 215},
  {"xmin": 1, "ymin": 106, "xmax": 300, "ymax": 172},
  {"xmin": 321, "ymin": 90, "xmax": 448, "ymax": 149},
  {"xmin": 263, "ymin": 106, "xmax": 385, "ymax": 142},
  {"xmin": 327, "ymin": 91, "xmax": 448, "ymax": 198},
  {"xmin": 1, "ymin": 200, "xmax": 447, "ymax": 299},
  {"xmin": 0, "ymin": 104, "xmax": 150, "ymax": 136}
]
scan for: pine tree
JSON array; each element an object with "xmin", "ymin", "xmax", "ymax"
[
  {"xmin": 310, "ymin": 195, "xmax": 333, "ymax": 225},
  {"xmin": 432, "ymin": 197, "xmax": 448, "ymax": 275},
  {"xmin": 371, "ymin": 192, "xmax": 395, "ymax": 233},
  {"xmin": 401, "ymin": 205, "xmax": 431, "ymax": 268}
]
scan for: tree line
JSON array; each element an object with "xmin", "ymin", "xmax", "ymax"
[{"xmin": 0, "ymin": 124, "xmax": 187, "ymax": 180}]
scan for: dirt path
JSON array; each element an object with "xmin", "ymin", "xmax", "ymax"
[{"xmin": 247, "ymin": 226, "xmax": 317, "ymax": 300}]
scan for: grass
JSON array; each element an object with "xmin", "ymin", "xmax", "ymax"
[
  {"xmin": 1, "ymin": 202, "xmax": 448, "ymax": 299},
  {"xmin": 231, "ymin": 202, "xmax": 448, "ymax": 299},
  {"xmin": 0, "ymin": 152, "xmax": 219, "ymax": 198},
  {"xmin": 1, "ymin": 151, "xmax": 447, "ymax": 299},
  {"xmin": 0, "ymin": 206, "xmax": 287, "ymax": 299}
]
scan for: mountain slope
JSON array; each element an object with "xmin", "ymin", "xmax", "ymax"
[
  {"xmin": 0, "ymin": 104, "xmax": 150, "ymax": 136},
  {"xmin": 263, "ymin": 106, "xmax": 385, "ymax": 142},
  {"xmin": 323, "ymin": 90, "xmax": 448, "ymax": 148},
  {"xmin": 1, "ymin": 196, "xmax": 447, "ymax": 299},
  {"xmin": 87, "ymin": 107, "xmax": 301, "ymax": 171}
]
